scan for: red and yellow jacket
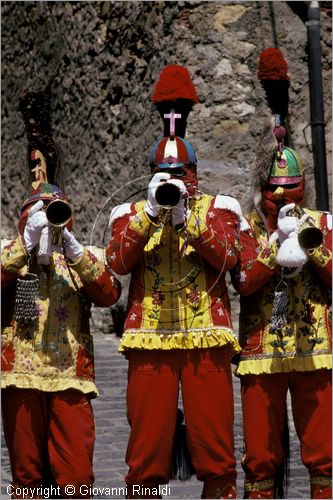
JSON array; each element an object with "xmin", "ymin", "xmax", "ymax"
[
  {"xmin": 1, "ymin": 237, "xmax": 120, "ymax": 397},
  {"xmin": 232, "ymin": 208, "xmax": 332, "ymax": 375},
  {"xmin": 107, "ymin": 193, "xmax": 242, "ymax": 354}
]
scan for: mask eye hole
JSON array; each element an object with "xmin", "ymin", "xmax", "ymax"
[
  {"xmin": 265, "ymin": 185, "xmax": 278, "ymax": 192},
  {"xmin": 266, "ymin": 182, "xmax": 299, "ymax": 191},
  {"xmin": 170, "ymin": 168, "xmax": 186, "ymax": 177},
  {"xmin": 152, "ymin": 167, "xmax": 186, "ymax": 177}
]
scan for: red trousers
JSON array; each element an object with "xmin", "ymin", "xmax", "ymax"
[
  {"xmin": 2, "ymin": 388, "xmax": 95, "ymax": 499},
  {"xmin": 241, "ymin": 370, "xmax": 332, "ymax": 499},
  {"xmin": 125, "ymin": 347, "xmax": 237, "ymax": 498}
]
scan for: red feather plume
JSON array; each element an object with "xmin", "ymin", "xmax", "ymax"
[
  {"xmin": 258, "ymin": 48, "xmax": 289, "ymax": 81},
  {"xmin": 152, "ymin": 65, "xmax": 199, "ymax": 104},
  {"xmin": 257, "ymin": 48, "xmax": 290, "ymax": 133}
]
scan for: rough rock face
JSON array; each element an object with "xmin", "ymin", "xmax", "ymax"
[{"xmin": 2, "ymin": 1, "xmax": 331, "ymax": 332}]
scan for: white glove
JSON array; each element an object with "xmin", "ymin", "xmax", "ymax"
[
  {"xmin": 277, "ymin": 203, "xmax": 298, "ymax": 243},
  {"xmin": 277, "ymin": 230, "xmax": 308, "ymax": 268},
  {"xmin": 145, "ymin": 172, "xmax": 171, "ymax": 218},
  {"xmin": 268, "ymin": 230, "xmax": 279, "ymax": 244},
  {"xmin": 62, "ymin": 228, "xmax": 83, "ymax": 262},
  {"xmin": 23, "ymin": 200, "xmax": 48, "ymax": 253},
  {"xmin": 168, "ymin": 178, "xmax": 188, "ymax": 227}
]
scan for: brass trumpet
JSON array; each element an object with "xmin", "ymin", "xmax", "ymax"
[
  {"xmin": 155, "ymin": 182, "xmax": 181, "ymax": 210},
  {"xmin": 45, "ymin": 199, "xmax": 72, "ymax": 244},
  {"xmin": 46, "ymin": 199, "xmax": 72, "ymax": 227},
  {"xmin": 290, "ymin": 205, "xmax": 323, "ymax": 250}
]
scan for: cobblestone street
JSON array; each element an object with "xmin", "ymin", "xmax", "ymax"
[{"xmin": 2, "ymin": 332, "xmax": 310, "ymax": 499}]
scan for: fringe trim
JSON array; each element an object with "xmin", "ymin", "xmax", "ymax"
[
  {"xmin": 119, "ymin": 328, "xmax": 241, "ymax": 354},
  {"xmin": 236, "ymin": 353, "xmax": 332, "ymax": 376},
  {"xmin": 1, "ymin": 373, "xmax": 99, "ymax": 398}
]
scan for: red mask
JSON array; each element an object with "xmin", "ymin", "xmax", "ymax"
[{"xmin": 261, "ymin": 178, "xmax": 305, "ymax": 232}]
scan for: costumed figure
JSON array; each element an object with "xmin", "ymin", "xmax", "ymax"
[
  {"xmin": 106, "ymin": 65, "xmax": 243, "ymax": 499},
  {"xmin": 1, "ymin": 92, "xmax": 121, "ymax": 499},
  {"xmin": 232, "ymin": 49, "xmax": 332, "ymax": 499}
]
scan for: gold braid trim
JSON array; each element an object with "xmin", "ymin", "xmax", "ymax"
[
  {"xmin": 244, "ymin": 479, "xmax": 274, "ymax": 492},
  {"xmin": 310, "ymin": 476, "xmax": 332, "ymax": 487}
]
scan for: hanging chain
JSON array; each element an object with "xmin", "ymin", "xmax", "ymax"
[
  {"xmin": 270, "ymin": 269, "xmax": 289, "ymax": 334},
  {"xmin": 14, "ymin": 252, "xmax": 40, "ymax": 324}
]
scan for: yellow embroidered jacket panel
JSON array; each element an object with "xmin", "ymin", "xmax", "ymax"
[
  {"xmin": 107, "ymin": 193, "xmax": 241, "ymax": 354},
  {"xmin": 1, "ymin": 237, "xmax": 120, "ymax": 397},
  {"xmin": 232, "ymin": 208, "xmax": 332, "ymax": 375}
]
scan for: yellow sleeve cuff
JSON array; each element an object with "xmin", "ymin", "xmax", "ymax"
[
  {"xmin": 307, "ymin": 245, "xmax": 332, "ymax": 268},
  {"xmin": 69, "ymin": 248, "xmax": 104, "ymax": 282}
]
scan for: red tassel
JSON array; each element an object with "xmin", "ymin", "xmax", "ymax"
[
  {"xmin": 151, "ymin": 64, "xmax": 199, "ymax": 103},
  {"xmin": 258, "ymin": 48, "xmax": 289, "ymax": 81}
]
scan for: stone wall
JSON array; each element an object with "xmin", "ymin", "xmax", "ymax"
[{"xmin": 2, "ymin": 1, "xmax": 331, "ymax": 331}]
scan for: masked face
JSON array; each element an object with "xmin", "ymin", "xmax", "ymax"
[
  {"xmin": 260, "ymin": 177, "xmax": 305, "ymax": 232},
  {"xmin": 19, "ymin": 185, "xmax": 72, "ymax": 235},
  {"xmin": 150, "ymin": 136, "xmax": 198, "ymax": 195},
  {"xmin": 264, "ymin": 178, "xmax": 305, "ymax": 206}
]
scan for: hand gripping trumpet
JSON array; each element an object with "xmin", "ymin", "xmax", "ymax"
[{"xmin": 290, "ymin": 205, "xmax": 323, "ymax": 250}]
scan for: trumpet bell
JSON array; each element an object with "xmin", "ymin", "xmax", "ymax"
[
  {"xmin": 288, "ymin": 205, "xmax": 324, "ymax": 251},
  {"xmin": 155, "ymin": 182, "xmax": 181, "ymax": 210},
  {"xmin": 46, "ymin": 199, "xmax": 72, "ymax": 227},
  {"xmin": 298, "ymin": 226, "xmax": 323, "ymax": 250}
]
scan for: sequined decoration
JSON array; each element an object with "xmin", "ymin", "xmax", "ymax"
[
  {"xmin": 270, "ymin": 278, "xmax": 289, "ymax": 332},
  {"xmin": 14, "ymin": 273, "xmax": 39, "ymax": 323}
]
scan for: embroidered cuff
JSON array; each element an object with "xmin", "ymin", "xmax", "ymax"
[
  {"xmin": 244, "ymin": 479, "xmax": 274, "ymax": 493},
  {"xmin": 307, "ymin": 244, "xmax": 331, "ymax": 268},
  {"xmin": 310, "ymin": 476, "xmax": 332, "ymax": 487},
  {"xmin": 70, "ymin": 248, "xmax": 104, "ymax": 282},
  {"xmin": 1, "ymin": 236, "xmax": 28, "ymax": 273}
]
